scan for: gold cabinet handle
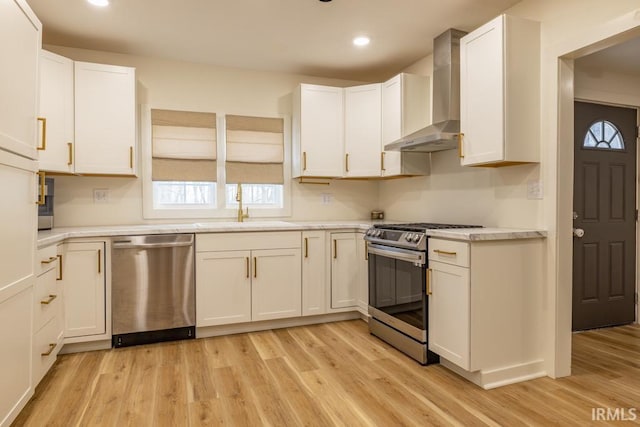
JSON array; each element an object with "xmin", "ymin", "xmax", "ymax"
[
  {"xmin": 97, "ymin": 249, "xmax": 102, "ymax": 274},
  {"xmin": 458, "ymin": 133, "xmax": 464, "ymax": 159},
  {"xmin": 304, "ymin": 237, "xmax": 309, "ymax": 258},
  {"xmin": 333, "ymin": 240, "xmax": 337, "ymax": 259},
  {"xmin": 67, "ymin": 142, "xmax": 73, "ymax": 166},
  {"xmin": 41, "ymin": 343, "xmax": 56, "ymax": 357},
  {"xmin": 426, "ymin": 268, "xmax": 432, "ymax": 295},
  {"xmin": 381, "ymin": 152, "xmax": 386, "ymax": 172},
  {"xmin": 303, "ymin": 151, "xmax": 307, "ymax": 171},
  {"xmin": 253, "ymin": 257, "xmax": 257, "ymax": 278},
  {"xmin": 245, "ymin": 257, "xmax": 250, "ymax": 278},
  {"xmin": 41, "ymin": 256, "xmax": 57, "ymax": 264},
  {"xmin": 37, "ymin": 117, "xmax": 47, "ymax": 150},
  {"xmin": 56, "ymin": 254, "xmax": 63, "ymax": 280},
  {"xmin": 36, "ymin": 171, "xmax": 46, "ymax": 205},
  {"xmin": 434, "ymin": 249, "xmax": 457, "ymax": 256},
  {"xmin": 345, "ymin": 153, "xmax": 349, "ymax": 173},
  {"xmin": 129, "ymin": 146, "xmax": 134, "ymax": 169},
  {"xmin": 40, "ymin": 294, "xmax": 57, "ymax": 305}
]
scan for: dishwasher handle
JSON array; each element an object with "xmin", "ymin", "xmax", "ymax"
[
  {"xmin": 112, "ymin": 241, "xmax": 193, "ymax": 249},
  {"xmin": 112, "ymin": 234, "xmax": 194, "ymax": 250}
]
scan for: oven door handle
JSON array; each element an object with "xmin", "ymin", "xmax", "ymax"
[{"xmin": 367, "ymin": 244, "xmax": 426, "ymax": 265}]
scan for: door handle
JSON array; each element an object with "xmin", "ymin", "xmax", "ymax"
[{"xmin": 573, "ymin": 228, "xmax": 585, "ymax": 238}]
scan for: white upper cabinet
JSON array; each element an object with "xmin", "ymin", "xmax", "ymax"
[
  {"xmin": 344, "ymin": 84, "xmax": 382, "ymax": 177},
  {"xmin": 460, "ymin": 14, "xmax": 540, "ymax": 167},
  {"xmin": 292, "ymin": 84, "xmax": 344, "ymax": 178},
  {"xmin": 38, "ymin": 50, "xmax": 74, "ymax": 173},
  {"xmin": 381, "ymin": 73, "xmax": 430, "ymax": 177},
  {"xmin": 74, "ymin": 61, "xmax": 136, "ymax": 175},
  {"xmin": 0, "ymin": 0, "xmax": 41, "ymax": 160}
]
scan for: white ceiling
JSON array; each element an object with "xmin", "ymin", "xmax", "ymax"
[
  {"xmin": 26, "ymin": 0, "xmax": 520, "ymax": 81},
  {"xmin": 576, "ymin": 36, "xmax": 640, "ymax": 75}
]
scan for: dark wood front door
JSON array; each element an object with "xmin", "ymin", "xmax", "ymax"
[{"xmin": 573, "ymin": 101, "xmax": 637, "ymax": 331}]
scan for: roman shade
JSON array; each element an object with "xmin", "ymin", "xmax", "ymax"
[
  {"xmin": 151, "ymin": 109, "xmax": 217, "ymax": 181},
  {"xmin": 225, "ymin": 115, "xmax": 284, "ymax": 184}
]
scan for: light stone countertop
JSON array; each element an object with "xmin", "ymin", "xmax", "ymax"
[{"xmin": 37, "ymin": 221, "xmax": 546, "ymax": 248}]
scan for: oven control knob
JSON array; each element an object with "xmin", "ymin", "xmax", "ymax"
[
  {"xmin": 366, "ymin": 229, "xmax": 373, "ymax": 236},
  {"xmin": 412, "ymin": 234, "xmax": 421, "ymax": 243},
  {"xmin": 376, "ymin": 230, "xmax": 383, "ymax": 238}
]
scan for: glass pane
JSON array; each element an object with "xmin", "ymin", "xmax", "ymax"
[
  {"xmin": 153, "ymin": 181, "xmax": 216, "ymax": 208},
  {"xmin": 583, "ymin": 120, "xmax": 624, "ymax": 150},
  {"xmin": 226, "ymin": 184, "xmax": 284, "ymax": 208}
]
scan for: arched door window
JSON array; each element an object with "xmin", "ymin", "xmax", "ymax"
[{"xmin": 583, "ymin": 120, "xmax": 624, "ymax": 150}]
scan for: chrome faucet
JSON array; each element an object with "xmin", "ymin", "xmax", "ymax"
[{"xmin": 236, "ymin": 183, "xmax": 249, "ymax": 222}]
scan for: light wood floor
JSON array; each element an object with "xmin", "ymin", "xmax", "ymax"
[{"xmin": 13, "ymin": 321, "xmax": 640, "ymax": 426}]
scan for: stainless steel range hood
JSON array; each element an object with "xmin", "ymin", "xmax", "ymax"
[{"xmin": 385, "ymin": 28, "xmax": 467, "ymax": 153}]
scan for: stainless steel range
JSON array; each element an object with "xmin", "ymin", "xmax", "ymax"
[{"xmin": 364, "ymin": 223, "xmax": 481, "ymax": 364}]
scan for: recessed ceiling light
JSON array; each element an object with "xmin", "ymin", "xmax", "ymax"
[
  {"xmin": 353, "ymin": 36, "xmax": 370, "ymax": 47},
  {"xmin": 87, "ymin": 0, "xmax": 109, "ymax": 7}
]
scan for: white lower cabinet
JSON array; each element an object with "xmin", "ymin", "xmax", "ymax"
[
  {"xmin": 32, "ymin": 244, "xmax": 64, "ymax": 387},
  {"xmin": 196, "ymin": 232, "xmax": 301, "ymax": 327},
  {"xmin": 196, "ymin": 250, "xmax": 252, "ymax": 326},
  {"xmin": 59, "ymin": 241, "xmax": 106, "ymax": 339},
  {"xmin": 427, "ymin": 237, "xmax": 545, "ymax": 388},
  {"xmin": 428, "ymin": 260, "xmax": 470, "ymax": 370},
  {"xmin": 330, "ymin": 232, "xmax": 359, "ymax": 309},
  {"xmin": 356, "ymin": 233, "xmax": 369, "ymax": 314},
  {"xmin": 302, "ymin": 231, "xmax": 326, "ymax": 316}
]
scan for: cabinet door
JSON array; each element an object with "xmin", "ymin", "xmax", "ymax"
[
  {"xmin": 330, "ymin": 233, "xmax": 358, "ymax": 309},
  {"xmin": 60, "ymin": 242, "xmax": 106, "ymax": 338},
  {"xmin": 0, "ymin": 0, "xmax": 41, "ymax": 160},
  {"xmin": 298, "ymin": 84, "xmax": 344, "ymax": 177},
  {"xmin": 0, "ymin": 284, "xmax": 33, "ymax": 426},
  {"xmin": 460, "ymin": 17, "xmax": 505, "ymax": 166},
  {"xmin": 428, "ymin": 260, "xmax": 470, "ymax": 370},
  {"xmin": 355, "ymin": 233, "xmax": 369, "ymax": 314},
  {"xmin": 74, "ymin": 62, "xmax": 136, "ymax": 175},
  {"xmin": 344, "ymin": 84, "xmax": 382, "ymax": 177},
  {"xmin": 38, "ymin": 50, "xmax": 75, "ymax": 173},
  {"xmin": 252, "ymin": 248, "xmax": 301, "ymax": 321},
  {"xmin": 381, "ymin": 75, "xmax": 404, "ymax": 176},
  {"xmin": 196, "ymin": 251, "xmax": 251, "ymax": 326},
  {"xmin": 302, "ymin": 231, "xmax": 326, "ymax": 316}
]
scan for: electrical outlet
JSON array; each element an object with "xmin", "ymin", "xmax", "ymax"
[
  {"xmin": 321, "ymin": 193, "xmax": 333, "ymax": 205},
  {"xmin": 94, "ymin": 188, "xmax": 110, "ymax": 204}
]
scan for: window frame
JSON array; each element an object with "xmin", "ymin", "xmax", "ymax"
[{"xmin": 141, "ymin": 106, "xmax": 292, "ymax": 220}]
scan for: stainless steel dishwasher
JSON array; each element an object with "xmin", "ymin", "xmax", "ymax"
[{"xmin": 111, "ymin": 234, "xmax": 195, "ymax": 347}]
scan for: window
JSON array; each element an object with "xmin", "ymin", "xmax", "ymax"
[
  {"xmin": 583, "ymin": 120, "xmax": 625, "ymax": 150},
  {"xmin": 142, "ymin": 108, "xmax": 291, "ymax": 219},
  {"xmin": 151, "ymin": 109, "xmax": 217, "ymax": 209},
  {"xmin": 225, "ymin": 115, "xmax": 284, "ymax": 208}
]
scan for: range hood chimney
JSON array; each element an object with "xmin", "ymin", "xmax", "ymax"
[{"xmin": 385, "ymin": 28, "xmax": 467, "ymax": 153}]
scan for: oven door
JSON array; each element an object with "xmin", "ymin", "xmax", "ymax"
[{"xmin": 367, "ymin": 243, "xmax": 427, "ymax": 343}]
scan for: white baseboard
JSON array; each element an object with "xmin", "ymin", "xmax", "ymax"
[
  {"xmin": 196, "ymin": 311, "xmax": 361, "ymax": 338},
  {"xmin": 440, "ymin": 358, "xmax": 547, "ymax": 389}
]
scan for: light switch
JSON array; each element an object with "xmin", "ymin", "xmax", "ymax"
[
  {"xmin": 527, "ymin": 180, "xmax": 543, "ymax": 200},
  {"xmin": 321, "ymin": 193, "xmax": 333, "ymax": 205}
]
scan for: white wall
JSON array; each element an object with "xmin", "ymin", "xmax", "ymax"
[{"xmin": 46, "ymin": 46, "xmax": 379, "ymax": 226}]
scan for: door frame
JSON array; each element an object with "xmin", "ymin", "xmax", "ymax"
[{"xmin": 553, "ymin": 11, "xmax": 640, "ymax": 377}]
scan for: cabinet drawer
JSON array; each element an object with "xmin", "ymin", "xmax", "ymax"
[
  {"xmin": 33, "ymin": 314, "xmax": 64, "ymax": 386},
  {"xmin": 34, "ymin": 267, "xmax": 63, "ymax": 331},
  {"xmin": 197, "ymin": 232, "xmax": 301, "ymax": 252},
  {"xmin": 36, "ymin": 244, "xmax": 59, "ymax": 276},
  {"xmin": 428, "ymin": 238, "xmax": 470, "ymax": 267}
]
